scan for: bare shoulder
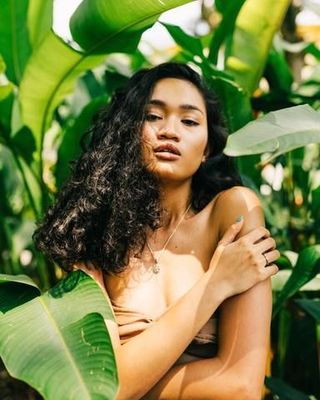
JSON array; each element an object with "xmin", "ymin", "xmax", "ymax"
[{"xmin": 212, "ymin": 186, "xmax": 265, "ymax": 238}]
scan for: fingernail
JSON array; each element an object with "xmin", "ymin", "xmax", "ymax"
[{"xmin": 235, "ymin": 215, "xmax": 244, "ymax": 223}]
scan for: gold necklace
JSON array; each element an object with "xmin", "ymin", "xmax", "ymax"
[{"xmin": 146, "ymin": 203, "xmax": 192, "ymax": 274}]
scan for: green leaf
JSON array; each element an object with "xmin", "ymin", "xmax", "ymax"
[
  {"xmin": 27, "ymin": 0, "xmax": 53, "ymax": 49},
  {"xmin": 272, "ymin": 245, "xmax": 320, "ymax": 318},
  {"xmin": 0, "ymin": 0, "xmax": 32, "ymax": 84},
  {"xmin": 224, "ymin": 105, "xmax": 320, "ymax": 160},
  {"xmin": 0, "ymin": 273, "xmax": 40, "ymax": 313},
  {"xmin": 265, "ymin": 376, "xmax": 313, "ymax": 400},
  {"xmin": 225, "ymin": 0, "xmax": 291, "ymax": 95},
  {"xmin": 295, "ymin": 299, "xmax": 320, "ymax": 322},
  {"xmin": 19, "ymin": 31, "xmax": 105, "ymax": 155},
  {"xmin": 70, "ymin": 0, "xmax": 194, "ymax": 54},
  {"xmin": 205, "ymin": 74, "xmax": 252, "ymax": 132},
  {"xmin": 11, "ymin": 126, "xmax": 36, "ymax": 165},
  {"xmin": 208, "ymin": 0, "xmax": 246, "ymax": 64},
  {"xmin": 56, "ymin": 95, "xmax": 108, "ymax": 189},
  {"xmin": 265, "ymin": 47, "xmax": 293, "ymax": 93},
  {"xmin": 161, "ymin": 22, "xmax": 205, "ymax": 59},
  {"xmin": 0, "ymin": 270, "xmax": 118, "ymax": 400}
]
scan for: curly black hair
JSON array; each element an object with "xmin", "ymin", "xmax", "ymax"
[{"xmin": 32, "ymin": 62, "xmax": 242, "ymax": 274}]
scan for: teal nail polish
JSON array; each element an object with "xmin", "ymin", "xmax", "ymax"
[{"xmin": 235, "ymin": 215, "xmax": 244, "ymax": 223}]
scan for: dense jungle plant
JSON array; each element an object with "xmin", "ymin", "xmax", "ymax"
[{"xmin": 0, "ymin": 0, "xmax": 319, "ymax": 399}]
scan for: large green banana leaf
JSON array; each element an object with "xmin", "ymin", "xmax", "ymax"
[
  {"xmin": 223, "ymin": 105, "xmax": 320, "ymax": 161},
  {"xmin": 70, "ymin": 0, "xmax": 194, "ymax": 54},
  {"xmin": 225, "ymin": 0, "xmax": 291, "ymax": 95},
  {"xmin": 0, "ymin": 270, "xmax": 118, "ymax": 400},
  {"xmin": 19, "ymin": 31, "xmax": 105, "ymax": 161},
  {"xmin": 27, "ymin": 0, "xmax": 53, "ymax": 49}
]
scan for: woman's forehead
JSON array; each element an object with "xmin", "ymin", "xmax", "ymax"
[{"xmin": 150, "ymin": 78, "xmax": 206, "ymax": 112}]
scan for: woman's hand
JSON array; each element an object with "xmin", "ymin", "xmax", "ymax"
[{"xmin": 208, "ymin": 217, "xmax": 279, "ymax": 297}]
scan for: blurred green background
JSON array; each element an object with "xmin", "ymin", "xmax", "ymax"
[{"xmin": 0, "ymin": 0, "xmax": 319, "ymax": 398}]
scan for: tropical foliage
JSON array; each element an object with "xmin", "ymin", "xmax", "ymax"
[{"xmin": 0, "ymin": 0, "xmax": 319, "ymax": 399}]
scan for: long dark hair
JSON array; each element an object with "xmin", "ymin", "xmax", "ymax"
[{"xmin": 33, "ymin": 62, "xmax": 242, "ymax": 274}]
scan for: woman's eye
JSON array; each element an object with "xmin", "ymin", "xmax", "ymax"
[
  {"xmin": 145, "ymin": 114, "xmax": 161, "ymax": 122},
  {"xmin": 182, "ymin": 119, "xmax": 199, "ymax": 126}
]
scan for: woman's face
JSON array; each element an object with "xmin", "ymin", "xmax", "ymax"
[{"xmin": 141, "ymin": 78, "xmax": 208, "ymax": 183}]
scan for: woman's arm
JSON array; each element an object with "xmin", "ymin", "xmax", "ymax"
[
  {"xmin": 143, "ymin": 186, "xmax": 276, "ymax": 400},
  {"xmin": 79, "ymin": 187, "xmax": 278, "ymax": 400}
]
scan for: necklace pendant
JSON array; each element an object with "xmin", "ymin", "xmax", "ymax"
[{"xmin": 152, "ymin": 261, "xmax": 160, "ymax": 274}]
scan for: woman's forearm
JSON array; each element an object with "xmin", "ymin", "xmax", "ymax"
[
  {"xmin": 115, "ymin": 269, "xmax": 228, "ymax": 400},
  {"xmin": 142, "ymin": 355, "xmax": 256, "ymax": 400}
]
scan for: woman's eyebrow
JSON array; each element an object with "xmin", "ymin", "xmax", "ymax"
[{"xmin": 148, "ymin": 99, "xmax": 204, "ymax": 115}]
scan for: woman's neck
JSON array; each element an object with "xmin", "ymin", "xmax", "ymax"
[{"xmin": 159, "ymin": 180, "xmax": 193, "ymax": 229}]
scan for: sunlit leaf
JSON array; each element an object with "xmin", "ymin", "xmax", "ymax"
[
  {"xmin": 70, "ymin": 0, "xmax": 194, "ymax": 54},
  {"xmin": 224, "ymin": 105, "xmax": 320, "ymax": 160},
  {"xmin": 19, "ymin": 31, "xmax": 105, "ymax": 154},
  {"xmin": 0, "ymin": 270, "xmax": 118, "ymax": 400},
  {"xmin": 225, "ymin": 0, "xmax": 291, "ymax": 95},
  {"xmin": 27, "ymin": 0, "xmax": 53, "ymax": 49}
]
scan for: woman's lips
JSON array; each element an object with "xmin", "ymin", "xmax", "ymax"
[{"xmin": 154, "ymin": 151, "xmax": 180, "ymax": 161}]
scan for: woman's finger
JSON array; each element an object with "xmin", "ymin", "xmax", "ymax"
[
  {"xmin": 262, "ymin": 249, "xmax": 280, "ymax": 265},
  {"xmin": 243, "ymin": 226, "xmax": 270, "ymax": 244},
  {"xmin": 255, "ymin": 237, "xmax": 276, "ymax": 254},
  {"xmin": 218, "ymin": 218, "xmax": 244, "ymax": 246}
]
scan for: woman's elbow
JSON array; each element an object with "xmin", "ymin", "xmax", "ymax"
[{"xmin": 239, "ymin": 381, "xmax": 263, "ymax": 400}]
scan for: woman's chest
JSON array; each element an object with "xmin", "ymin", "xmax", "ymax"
[{"xmin": 104, "ymin": 216, "xmax": 220, "ymax": 319}]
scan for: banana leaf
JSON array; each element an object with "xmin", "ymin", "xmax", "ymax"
[
  {"xmin": 19, "ymin": 31, "xmax": 105, "ymax": 157},
  {"xmin": 208, "ymin": 0, "xmax": 246, "ymax": 64},
  {"xmin": 27, "ymin": 0, "xmax": 53, "ymax": 49},
  {"xmin": 0, "ymin": 270, "xmax": 118, "ymax": 400},
  {"xmin": 225, "ymin": 0, "xmax": 291, "ymax": 95},
  {"xmin": 223, "ymin": 105, "xmax": 320, "ymax": 162},
  {"xmin": 161, "ymin": 22, "xmax": 205, "ymax": 59},
  {"xmin": 70, "ymin": 0, "xmax": 194, "ymax": 54},
  {"xmin": 272, "ymin": 245, "xmax": 320, "ymax": 318}
]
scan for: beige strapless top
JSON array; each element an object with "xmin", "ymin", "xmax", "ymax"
[{"xmin": 111, "ymin": 299, "xmax": 219, "ymax": 359}]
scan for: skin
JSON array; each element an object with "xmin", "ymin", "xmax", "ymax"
[{"xmin": 76, "ymin": 78, "xmax": 280, "ymax": 399}]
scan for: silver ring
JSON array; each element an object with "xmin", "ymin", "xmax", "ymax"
[{"xmin": 262, "ymin": 253, "xmax": 269, "ymax": 267}]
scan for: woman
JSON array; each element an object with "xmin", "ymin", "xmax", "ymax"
[{"xmin": 33, "ymin": 62, "xmax": 279, "ymax": 400}]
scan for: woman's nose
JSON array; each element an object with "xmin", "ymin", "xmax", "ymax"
[{"xmin": 157, "ymin": 120, "xmax": 180, "ymax": 141}]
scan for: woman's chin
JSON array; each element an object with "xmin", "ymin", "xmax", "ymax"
[{"xmin": 153, "ymin": 168, "xmax": 192, "ymax": 183}]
